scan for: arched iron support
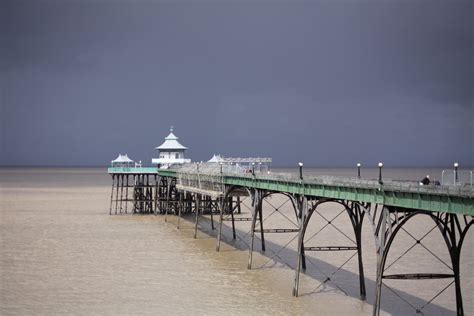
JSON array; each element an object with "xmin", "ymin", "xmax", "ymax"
[
  {"xmin": 432, "ymin": 212, "xmax": 472, "ymax": 316},
  {"xmin": 247, "ymin": 191, "xmax": 302, "ymax": 270},
  {"xmin": 228, "ymin": 186, "xmax": 253, "ymax": 240},
  {"xmin": 214, "ymin": 185, "xmax": 253, "ymax": 247},
  {"xmin": 216, "ymin": 186, "xmax": 230, "ymax": 251},
  {"xmin": 365, "ymin": 204, "xmax": 473, "ymax": 316},
  {"xmin": 292, "ymin": 198, "xmax": 366, "ymax": 300}
]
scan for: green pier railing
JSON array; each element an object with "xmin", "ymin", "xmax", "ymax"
[
  {"xmin": 107, "ymin": 167, "xmax": 473, "ymax": 215},
  {"xmin": 108, "ymin": 167, "xmax": 159, "ymax": 174}
]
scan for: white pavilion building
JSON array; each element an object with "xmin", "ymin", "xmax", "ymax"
[{"xmin": 152, "ymin": 127, "xmax": 191, "ymax": 169}]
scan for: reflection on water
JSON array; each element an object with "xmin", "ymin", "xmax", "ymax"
[{"xmin": 0, "ymin": 168, "xmax": 471, "ymax": 315}]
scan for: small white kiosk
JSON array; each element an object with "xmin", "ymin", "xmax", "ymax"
[
  {"xmin": 208, "ymin": 154, "xmax": 224, "ymax": 163},
  {"xmin": 111, "ymin": 154, "xmax": 134, "ymax": 168}
]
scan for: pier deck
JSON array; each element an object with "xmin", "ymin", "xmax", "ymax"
[
  {"xmin": 108, "ymin": 167, "xmax": 473, "ymax": 215},
  {"xmin": 107, "ymin": 165, "xmax": 473, "ymax": 315}
]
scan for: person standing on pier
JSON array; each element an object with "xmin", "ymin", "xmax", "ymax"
[{"xmin": 420, "ymin": 175, "xmax": 430, "ymax": 185}]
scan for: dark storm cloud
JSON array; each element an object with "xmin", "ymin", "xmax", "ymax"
[{"xmin": 1, "ymin": 0, "xmax": 472, "ymax": 167}]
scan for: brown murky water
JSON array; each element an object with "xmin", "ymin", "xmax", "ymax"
[{"xmin": 0, "ymin": 168, "xmax": 472, "ymax": 315}]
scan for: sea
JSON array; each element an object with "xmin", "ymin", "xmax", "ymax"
[{"xmin": 0, "ymin": 167, "xmax": 472, "ymax": 315}]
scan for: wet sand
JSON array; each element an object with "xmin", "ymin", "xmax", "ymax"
[{"xmin": 0, "ymin": 168, "xmax": 472, "ymax": 315}]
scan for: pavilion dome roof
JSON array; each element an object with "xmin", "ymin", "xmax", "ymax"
[
  {"xmin": 156, "ymin": 127, "xmax": 188, "ymax": 150},
  {"xmin": 111, "ymin": 154, "xmax": 134, "ymax": 163},
  {"xmin": 208, "ymin": 154, "xmax": 224, "ymax": 163}
]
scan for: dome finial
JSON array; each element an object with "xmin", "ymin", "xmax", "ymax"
[{"xmin": 170, "ymin": 125, "xmax": 174, "ymax": 132}]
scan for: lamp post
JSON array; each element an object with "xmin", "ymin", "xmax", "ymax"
[
  {"xmin": 357, "ymin": 163, "xmax": 361, "ymax": 179},
  {"xmin": 298, "ymin": 162, "xmax": 303, "ymax": 181},
  {"xmin": 252, "ymin": 162, "xmax": 255, "ymax": 175},
  {"xmin": 220, "ymin": 162, "xmax": 223, "ymax": 174},
  {"xmin": 378, "ymin": 162, "xmax": 383, "ymax": 184},
  {"xmin": 454, "ymin": 162, "xmax": 459, "ymax": 183}
]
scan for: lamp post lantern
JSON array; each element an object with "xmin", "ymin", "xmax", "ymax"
[
  {"xmin": 454, "ymin": 162, "xmax": 459, "ymax": 183},
  {"xmin": 378, "ymin": 162, "xmax": 384, "ymax": 184}
]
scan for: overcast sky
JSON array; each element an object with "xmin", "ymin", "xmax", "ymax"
[{"xmin": 1, "ymin": 0, "xmax": 472, "ymax": 167}]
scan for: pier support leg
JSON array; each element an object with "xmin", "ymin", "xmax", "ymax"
[
  {"xmin": 165, "ymin": 179, "xmax": 170, "ymax": 222},
  {"xmin": 299, "ymin": 201, "xmax": 307, "ymax": 271},
  {"xmin": 194, "ymin": 194, "xmax": 200, "ymax": 239},
  {"xmin": 258, "ymin": 200, "xmax": 265, "ymax": 252},
  {"xmin": 114, "ymin": 174, "xmax": 120, "ymax": 215},
  {"xmin": 231, "ymin": 197, "xmax": 236, "ymax": 240},
  {"xmin": 153, "ymin": 175, "xmax": 158, "ymax": 215},
  {"xmin": 373, "ymin": 206, "xmax": 388, "ymax": 316},
  {"xmin": 237, "ymin": 196, "xmax": 241, "ymax": 214},
  {"xmin": 146, "ymin": 175, "xmax": 151, "ymax": 213},
  {"xmin": 352, "ymin": 203, "xmax": 366, "ymax": 300},
  {"xmin": 132, "ymin": 175, "xmax": 136, "ymax": 213},
  {"xmin": 125, "ymin": 175, "xmax": 129, "ymax": 214},
  {"xmin": 109, "ymin": 174, "xmax": 115, "ymax": 215},
  {"xmin": 119, "ymin": 175, "xmax": 124, "ymax": 214},
  {"xmin": 216, "ymin": 196, "xmax": 225, "ymax": 251},
  {"xmin": 301, "ymin": 239, "xmax": 307, "ymax": 271},
  {"xmin": 248, "ymin": 190, "xmax": 259, "ymax": 269},
  {"xmin": 177, "ymin": 193, "xmax": 183, "ymax": 229},
  {"xmin": 453, "ymin": 253, "xmax": 463, "ymax": 316},
  {"xmin": 293, "ymin": 196, "xmax": 307, "ymax": 297},
  {"xmin": 210, "ymin": 197, "xmax": 215, "ymax": 230}
]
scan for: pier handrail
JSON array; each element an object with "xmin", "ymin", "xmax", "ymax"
[
  {"xmin": 108, "ymin": 167, "xmax": 159, "ymax": 174},
  {"xmin": 168, "ymin": 163, "xmax": 473, "ymax": 197},
  {"xmin": 108, "ymin": 164, "xmax": 473, "ymax": 214},
  {"xmin": 108, "ymin": 165, "xmax": 473, "ymax": 198}
]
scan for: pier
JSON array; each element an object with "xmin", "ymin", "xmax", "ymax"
[{"xmin": 108, "ymin": 163, "xmax": 473, "ymax": 316}]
